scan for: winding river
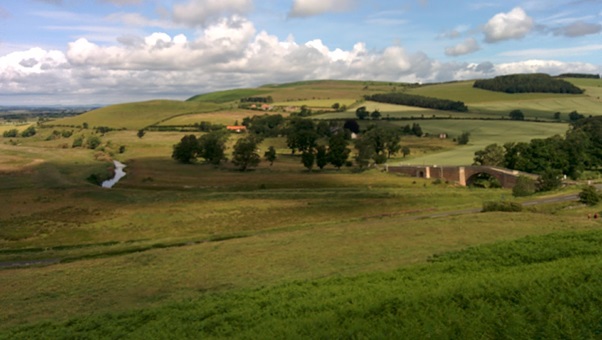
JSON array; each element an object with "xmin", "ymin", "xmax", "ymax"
[{"xmin": 102, "ymin": 160, "xmax": 126, "ymax": 188}]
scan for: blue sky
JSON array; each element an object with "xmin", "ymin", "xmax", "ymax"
[{"xmin": 0, "ymin": 0, "xmax": 601, "ymax": 105}]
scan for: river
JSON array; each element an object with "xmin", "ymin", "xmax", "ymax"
[{"xmin": 102, "ymin": 160, "xmax": 126, "ymax": 188}]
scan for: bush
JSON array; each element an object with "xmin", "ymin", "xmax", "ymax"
[
  {"xmin": 513, "ymin": 176, "xmax": 537, "ymax": 197},
  {"xmin": 3, "ymin": 129, "xmax": 19, "ymax": 138},
  {"xmin": 72, "ymin": 135, "xmax": 84, "ymax": 148},
  {"xmin": 578, "ymin": 185, "xmax": 600, "ymax": 206},
  {"xmin": 482, "ymin": 201, "xmax": 523, "ymax": 212},
  {"xmin": 86, "ymin": 135, "xmax": 102, "ymax": 149}
]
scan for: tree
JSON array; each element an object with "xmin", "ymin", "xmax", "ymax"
[
  {"xmin": 473, "ymin": 143, "xmax": 505, "ymax": 166},
  {"xmin": 82, "ymin": 122, "xmax": 89, "ymax": 129},
  {"xmin": 286, "ymin": 118, "xmax": 317, "ymax": 154},
  {"xmin": 328, "ymin": 133, "xmax": 350, "ymax": 169},
  {"xmin": 172, "ymin": 134, "xmax": 199, "ymax": 163},
  {"xmin": 264, "ymin": 146, "xmax": 277, "ymax": 166},
  {"xmin": 512, "ymin": 176, "xmax": 537, "ymax": 197},
  {"xmin": 86, "ymin": 135, "xmax": 102, "ymax": 149},
  {"xmin": 457, "ymin": 131, "xmax": 470, "ymax": 145},
  {"xmin": 232, "ymin": 135, "xmax": 263, "ymax": 171},
  {"xmin": 20, "ymin": 126, "xmax": 36, "ymax": 137},
  {"xmin": 355, "ymin": 106, "xmax": 369, "ymax": 120},
  {"xmin": 3, "ymin": 129, "xmax": 18, "ymax": 138},
  {"xmin": 569, "ymin": 111, "xmax": 585, "ymax": 122},
  {"xmin": 402, "ymin": 146, "xmax": 410, "ymax": 158},
  {"xmin": 509, "ymin": 110, "xmax": 525, "ymax": 121},
  {"xmin": 579, "ymin": 185, "xmax": 600, "ymax": 206},
  {"xmin": 370, "ymin": 109, "xmax": 381, "ymax": 120},
  {"xmin": 411, "ymin": 123, "xmax": 423, "ymax": 137},
  {"xmin": 198, "ymin": 130, "xmax": 229, "ymax": 165},
  {"xmin": 537, "ymin": 168, "xmax": 562, "ymax": 192},
  {"xmin": 343, "ymin": 119, "xmax": 360, "ymax": 134},
  {"xmin": 316, "ymin": 145, "xmax": 328, "ymax": 170},
  {"xmin": 553, "ymin": 112, "xmax": 561, "ymax": 120},
  {"xmin": 137, "ymin": 129, "xmax": 146, "ymax": 138},
  {"xmin": 301, "ymin": 151, "xmax": 315, "ymax": 171}
]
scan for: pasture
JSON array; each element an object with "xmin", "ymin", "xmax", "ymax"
[{"xmin": 2, "ymin": 76, "xmax": 602, "ymax": 336}]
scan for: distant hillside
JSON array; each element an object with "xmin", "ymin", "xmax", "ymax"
[
  {"xmin": 474, "ymin": 74, "xmax": 584, "ymax": 94},
  {"xmin": 49, "ymin": 100, "xmax": 222, "ymax": 130}
]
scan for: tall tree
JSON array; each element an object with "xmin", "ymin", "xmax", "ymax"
[
  {"xmin": 316, "ymin": 145, "xmax": 328, "ymax": 170},
  {"xmin": 232, "ymin": 135, "xmax": 263, "ymax": 171},
  {"xmin": 301, "ymin": 151, "xmax": 315, "ymax": 171},
  {"xmin": 473, "ymin": 144, "xmax": 505, "ymax": 166},
  {"xmin": 328, "ymin": 133, "xmax": 350, "ymax": 169},
  {"xmin": 172, "ymin": 134, "xmax": 200, "ymax": 164},
  {"xmin": 198, "ymin": 130, "xmax": 229, "ymax": 165},
  {"xmin": 355, "ymin": 106, "xmax": 369, "ymax": 120},
  {"xmin": 264, "ymin": 146, "xmax": 277, "ymax": 166},
  {"xmin": 286, "ymin": 118, "xmax": 317, "ymax": 154}
]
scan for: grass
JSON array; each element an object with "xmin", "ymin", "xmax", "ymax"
[
  {"xmin": 158, "ymin": 110, "xmax": 269, "ymax": 126},
  {"xmin": 387, "ymin": 120, "xmax": 568, "ymax": 165},
  {"xmin": 186, "ymin": 89, "xmax": 270, "ymax": 103},
  {"xmin": 50, "ymin": 100, "xmax": 223, "ymax": 130},
  {"xmin": 3, "ymin": 229, "xmax": 602, "ymax": 338}
]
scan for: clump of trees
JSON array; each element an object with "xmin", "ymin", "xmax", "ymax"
[
  {"xmin": 231, "ymin": 135, "xmax": 263, "ymax": 171},
  {"xmin": 473, "ymin": 73, "xmax": 583, "ymax": 94},
  {"xmin": 242, "ymin": 114, "xmax": 284, "ymax": 137},
  {"xmin": 172, "ymin": 130, "xmax": 230, "ymax": 165},
  {"xmin": 473, "ymin": 115, "xmax": 602, "ymax": 192},
  {"xmin": 557, "ymin": 73, "xmax": 600, "ymax": 79},
  {"xmin": 365, "ymin": 93, "xmax": 468, "ymax": 112}
]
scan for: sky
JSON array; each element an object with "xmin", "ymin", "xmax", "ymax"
[{"xmin": 0, "ymin": 0, "xmax": 601, "ymax": 105}]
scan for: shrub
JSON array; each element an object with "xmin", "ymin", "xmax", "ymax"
[
  {"xmin": 86, "ymin": 135, "xmax": 102, "ymax": 149},
  {"xmin": 482, "ymin": 201, "xmax": 523, "ymax": 212},
  {"xmin": 513, "ymin": 176, "xmax": 537, "ymax": 197},
  {"xmin": 578, "ymin": 185, "xmax": 600, "ymax": 206},
  {"xmin": 3, "ymin": 129, "xmax": 19, "ymax": 138}
]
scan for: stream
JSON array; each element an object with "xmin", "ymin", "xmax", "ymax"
[{"xmin": 102, "ymin": 160, "xmax": 126, "ymax": 188}]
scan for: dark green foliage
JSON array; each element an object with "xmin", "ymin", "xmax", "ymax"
[
  {"xmin": 568, "ymin": 111, "xmax": 585, "ymax": 122},
  {"xmin": 411, "ymin": 123, "xmax": 422, "ymax": 137},
  {"xmin": 137, "ymin": 129, "xmax": 145, "ymax": 138},
  {"xmin": 457, "ymin": 131, "xmax": 470, "ymax": 145},
  {"xmin": 231, "ymin": 135, "xmax": 263, "ymax": 171},
  {"xmin": 482, "ymin": 200, "xmax": 523, "ymax": 212},
  {"xmin": 118, "ymin": 145, "xmax": 126, "ymax": 154},
  {"xmin": 355, "ymin": 106, "xmax": 369, "ymax": 120},
  {"xmin": 301, "ymin": 151, "xmax": 315, "ymax": 171},
  {"xmin": 61, "ymin": 130, "xmax": 73, "ymax": 138},
  {"xmin": 172, "ymin": 134, "xmax": 199, "ymax": 164},
  {"xmin": 343, "ymin": 119, "xmax": 360, "ymax": 134},
  {"xmin": 242, "ymin": 114, "xmax": 284, "ymax": 137},
  {"xmin": 71, "ymin": 135, "xmax": 84, "ymax": 148},
  {"xmin": 473, "ymin": 73, "xmax": 584, "ymax": 94},
  {"xmin": 578, "ymin": 185, "xmax": 600, "ymax": 206},
  {"xmin": 473, "ymin": 143, "xmax": 504, "ymax": 166},
  {"xmin": 20, "ymin": 126, "xmax": 36, "ymax": 137},
  {"xmin": 7, "ymin": 231, "xmax": 602, "ymax": 339},
  {"xmin": 2, "ymin": 128, "xmax": 18, "ymax": 138},
  {"xmin": 194, "ymin": 121, "xmax": 225, "ymax": 132},
  {"xmin": 86, "ymin": 135, "xmax": 102, "ymax": 149},
  {"xmin": 264, "ymin": 146, "xmax": 277, "ymax": 166},
  {"xmin": 508, "ymin": 109, "xmax": 525, "ymax": 121},
  {"xmin": 365, "ymin": 93, "xmax": 468, "ymax": 112},
  {"xmin": 370, "ymin": 109, "xmax": 381, "ymax": 120},
  {"xmin": 95, "ymin": 126, "xmax": 112, "ymax": 134},
  {"xmin": 240, "ymin": 96, "xmax": 273, "ymax": 103},
  {"xmin": 315, "ymin": 145, "xmax": 328, "ymax": 170},
  {"xmin": 286, "ymin": 118, "xmax": 317, "ymax": 154},
  {"xmin": 198, "ymin": 130, "xmax": 229, "ymax": 165},
  {"xmin": 328, "ymin": 133, "xmax": 350, "ymax": 169},
  {"xmin": 537, "ymin": 169, "xmax": 563, "ymax": 192},
  {"xmin": 557, "ymin": 73, "xmax": 600, "ymax": 79},
  {"xmin": 512, "ymin": 176, "xmax": 537, "ymax": 197},
  {"xmin": 82, "ymin": 122, "xmax": 89, "ymax": 129},
  {"xmin": 402, "ymin": 146, "xmax": 410, "ymax": 158},
  {"xmin": 355, "ymin": 127, "xmax": 402, "ymax": 164}
]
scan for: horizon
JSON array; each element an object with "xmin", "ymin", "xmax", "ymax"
[{"xmin": 1, "ymin": 0, "xmax": 601, "ymax": 106}]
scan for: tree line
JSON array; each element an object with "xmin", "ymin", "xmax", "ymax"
[
  {"xmin": 473, "ymin": 115, "xmax": 602, "ymax": 193},
  {"xmin": 473, "ymin": 73, "xmax": 583, "ymax": 94},
  {"xmin": 364, "ymin": 93, "xmax": 468, "ymax": 112},
  {"xmin": 171, "ymin": 115, "xmax": 429, "ymax": 171}
]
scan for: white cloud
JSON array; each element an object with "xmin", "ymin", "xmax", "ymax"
[
  {"xmin": 171, "ymin": 0, "xmax": 253, "ymax": 27},
  {"xmin": 483, "ymin": 7, "xmax": 534, "ymax": 43},
  {"xmin": 445, "ymin": 38, "xmax": 480, "ymax": 56},
  {"xmin": 500, "ymin": 44, "xmax": 602, "ymax": 58},
  {"xmin": 1, "ymin": 15, "xmax": 601, "ymax": 105},
  {"xmin": 288, "ymin": 0, "xmax": 356, "ymax": 18}
]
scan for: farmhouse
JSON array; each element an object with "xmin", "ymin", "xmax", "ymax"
[{"xmin": 226, "ymin": 125, "xmax": 247, "ymax": 133}]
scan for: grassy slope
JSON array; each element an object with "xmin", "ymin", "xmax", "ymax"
[
  {"xmin": 51, "ymin": 100, "xmax": 222, "ymax": 130},
  {"xmin": 3, "ymin": 229, "xmax": 602, "ymax": 339}
]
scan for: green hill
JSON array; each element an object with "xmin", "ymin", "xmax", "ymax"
[{"xmin": 50, "ymin": 100, "xmax": 222, "ymax": 130}]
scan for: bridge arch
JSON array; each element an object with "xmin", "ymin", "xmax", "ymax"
[{"xmin": 465, "ymin": 171, "xmax": 503, "ymax": 188}]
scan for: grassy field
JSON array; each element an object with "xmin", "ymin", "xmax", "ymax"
[
  {"xmin": 388, "ymin": 120, "xmax": 568, "ymax": 165},
  {"xmin": 51, "ymin": 100, "xmax": 223, "ymax": 130},
  {"xmin": 158, "ymin": 110, "xmax": 275, "ymax": 126},
  {"xmin": 2, "ymin": 77, "xmax": 602, "ymax": 337}
]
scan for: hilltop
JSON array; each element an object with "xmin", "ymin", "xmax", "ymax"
[{"xmin": 46, "ymin": 75, "xmax": 602, "ymax": 131}]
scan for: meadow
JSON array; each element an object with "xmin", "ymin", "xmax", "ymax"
[{"xmin": 1, "ymin": 76, "xmax": 602, "ymax": 337}]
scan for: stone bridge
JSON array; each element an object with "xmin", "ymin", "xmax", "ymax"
[{"xmin": 386, "ymin": 165, "xmax": 538, "ymax": 188}]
